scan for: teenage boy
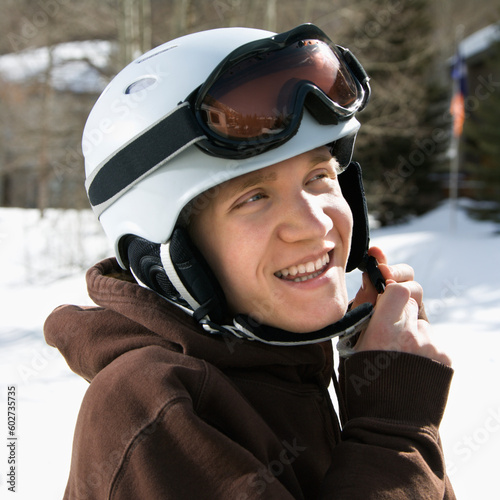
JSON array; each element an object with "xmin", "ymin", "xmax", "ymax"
[{"xmin": 45, "ymin": 24, "xmax": 455, "ymax": 499}]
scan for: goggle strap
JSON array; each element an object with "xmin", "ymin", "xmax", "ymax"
[{"xmin": 86, "ymin": 102, "xmax": 206, "ymax": 217}]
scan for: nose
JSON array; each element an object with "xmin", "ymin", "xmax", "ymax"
[{"xmin": 276, "ymin": 192, "xmax": 333, "ymax": 243}]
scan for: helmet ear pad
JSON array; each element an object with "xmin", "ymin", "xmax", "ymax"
[
  {"xmin": 338, "ymin": 162, "xmax": 369, "ymax": 272},
  {"xmin": 162, "ymin": 227, "xmax": 227, "ymax": 324},
  {"xmin": 124, "ymin": 229, "xmax": 227, "ymax": 325},
  {"xmin": 125, "ymin": 236, "xmax": 184, "ymax": 302}
]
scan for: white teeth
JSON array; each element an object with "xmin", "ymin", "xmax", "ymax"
[{"xmin": 275, "ymin": 253, "xmax": 330, "ymax": 281}]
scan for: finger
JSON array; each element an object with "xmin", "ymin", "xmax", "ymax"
[
  {"xmin": 393, "ymin": 280, "xmax": 424, "ymax": 309},
  {"xmin": 351, "ymin": 272, "xmax": 379, "ymax": 309},
  {"xmin": 350, "ymin": 248, "xmax": 418, "ymax": 310},
  {"xmin": 354, "ymin": 283, "xmax": 450, "ymax": 365},
  {"xmin": 414, "ymin": 319, "xmax": 451, "ymax": 366},
  {"xmin": 367, "ymin": 247, "xmax": 416, "ymax": 284},
  {"xmin": 418, "ymin": 302, "xmax": 428, "ymax": 321},
  {"xmin": 383, "ymin": 263, "xmax": 415, "ymax": 283},
  {"xmin": 353, "ymin": 283, "xmax": 413, "ymax": 352},
  {"xmin": 375, "ymin": 281, "xmax": 413, "ymax": 323},
  {"xmin": 376, "ymin": 263, "xmax": 392, "ymax": 281},
  {"xmin": 367, "ymin": 246, "xmax": 387, "ymax": 265},
  {"xmin": 350, "ymin": 247, "xmax": 389, "ymax": 310}
]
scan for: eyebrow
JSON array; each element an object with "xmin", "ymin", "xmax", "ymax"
[
  {"xmin": 221, "ymin": 171, "xmax": 278, "ymax": 204},
  {"xmin": 220, "ymin": 148, "xmax": 335, "ymax": 205}
]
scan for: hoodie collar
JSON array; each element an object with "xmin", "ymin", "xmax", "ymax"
[{"xmin": 45, "ymin": 258, "xmax": 333, "ymax": 384}]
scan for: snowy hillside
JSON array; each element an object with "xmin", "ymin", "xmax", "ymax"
[{"xmin": 0, "ymin": 201, "xmax": 499, "ymax": 499}]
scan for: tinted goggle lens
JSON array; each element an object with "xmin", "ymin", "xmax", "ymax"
[{"xmin": 197, "ymin": 39, "xmax": 360, "ymax": 141}]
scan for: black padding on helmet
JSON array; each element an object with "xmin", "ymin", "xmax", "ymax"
[
  {"xmin": 330, "ymin": 132, "xmax": 357, "ymax": 169},
  {"xmin": 169, "ymin": 227, "xmax": 227, "ymax": 324},
  {"xmin": 125, "ymin": 236, "xmax": 184, "ymax": 303},
  {"xmin": 123, "ymin": 231, "xmax": 227, "ymax": 323},
  {"xmin": 338, "ymin": 162, "xmax": 369, "ymax": 272}
]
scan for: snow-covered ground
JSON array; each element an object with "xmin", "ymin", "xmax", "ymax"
[
  {"xmin": 0, "ymin": 40, "xmax": 112, "ymax": 93},
  {"xmin": 0, "ymin": 201, "xmax": 499, "ymax": 499}
]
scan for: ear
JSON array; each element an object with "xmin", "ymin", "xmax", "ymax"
[
  {"xmin": 161, "ymin": 227, "xmax": 227, "ymax": 324},
  {"xmin": 338, "ymin": 162, "xmax": 369, "ymax": 272}
]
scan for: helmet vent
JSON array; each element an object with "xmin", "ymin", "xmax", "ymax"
[
  {"xmin": 135, "ymin": 44, "xmax": 178, "ymax": 64},
  {"xmin": 125, "ymin": 76, "xmax": 158, "ymax": 94}
]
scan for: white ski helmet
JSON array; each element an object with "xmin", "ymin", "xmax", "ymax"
[{"xmin": 82, "ymin": 24, "xmax": 375, "ymax": 343}]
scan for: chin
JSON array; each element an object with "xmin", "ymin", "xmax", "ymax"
[
  {"xmin": 232, "ymin": 285, "xmax": 349, "ymax": 334},
  {"xmin": 269, "ymin": 305, "xmax": 349, "ymax": 334}
]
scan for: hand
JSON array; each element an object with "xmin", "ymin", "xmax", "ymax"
[{"xmin": 351, "ymin": 247, "xmax": 452, "ymax": 367}]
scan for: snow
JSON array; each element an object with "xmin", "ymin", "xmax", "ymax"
[
  {"xmin": 0, "ymin": 40, "xmax": 112, "ymax": 93},
  {"xmin": 1, "ymin": 200, "xmax": 499, "ymax": 498},
  {"xmin": 460, "ymin": 22, "xmax": 500, "ymax": 61}
]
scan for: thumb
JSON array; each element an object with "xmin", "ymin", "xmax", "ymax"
[{"xmin": 351, "ymin": 272, "xmax": 378, "ymax": 309}]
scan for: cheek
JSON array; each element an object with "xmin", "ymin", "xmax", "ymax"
[
  {"xmin": 343, "ymin": 207, "xmax": 354, "ymax": 264},
  {"xmin": 327, "ymin": 195, "xmax": 354, "ymax": 254},
  {"xmin": 190, "ymin": 214, "xmax": 245, "ymax": 296},
  {"xmin": 200, "ymin": 239, "xmax": 254, "ymax": 317},
  {"xmin": 344, "ymin": 202, "xmax": 354, "ymax": 245},
  {"xmin": 189, "ymin": 208, "xmax": 223, "ymax": 274}
]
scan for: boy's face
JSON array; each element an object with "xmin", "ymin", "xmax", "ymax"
[{"xmin": 190, "ymin": 147, "xmax": 353, "ymax": 333}]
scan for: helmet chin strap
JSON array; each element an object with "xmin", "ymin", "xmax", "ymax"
[
  {"xmin": 127, "ymin": 159, "xmax": 381, "ymax": 348},
  {"xmin": 197, "ymin": 255, "xmax": 386, "ymax": 348},
  {"xmin": 128, "ymin": 229, "xmax": 378, "ymax": 348},
  {"xmin": 199, "ymin": 302, "xmax": 374, "ymax": 347}
]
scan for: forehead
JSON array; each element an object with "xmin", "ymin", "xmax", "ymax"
[{"xmin": 218, "ymin": 146, "xmax": 333, "ymax": 200}]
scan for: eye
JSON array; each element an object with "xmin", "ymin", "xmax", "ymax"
[
  {"xmin": 245, "ymin": 193, "xmax": 266, "ymax": 204},
  {"xmin": 233, "ymin": 191, "xmax": 268, "ymax": 209},
  {"xmin": 306, "ymin": 168, "xmax": 337, "ymax": 186},
  {"xmin": 308, "ymin": 172, "xmax": 330, "ymax": 183}
]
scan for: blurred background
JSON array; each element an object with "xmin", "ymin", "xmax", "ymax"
[{"xmin": 0, "ymin": 0, "xmax": 499, "ymax": 225}]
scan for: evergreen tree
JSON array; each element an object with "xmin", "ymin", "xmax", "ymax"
[
  {"xmin": 348, "ymin": 0, "xmax": 447, "ymax": 225},
  {"xmin": 463, "ymin": 40, "xmax": 500, "ymax": 223}
]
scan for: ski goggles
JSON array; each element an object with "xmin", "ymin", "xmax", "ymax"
[
  {"xmin": 190, "ymin": 23, "xmax": 371, "ymax": 158},
  {"xmin": 87, "ymin": 24, "xmax": 370, "ymax": 213}
]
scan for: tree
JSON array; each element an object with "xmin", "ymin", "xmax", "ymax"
[
  {"xmin": 1, "ymin": 0, "xmax": 497, "ymax": 219},
  {"xmin": 119, "ymin": 0, "xmax": 153, "ymax": 66},
  {"xmin": 463, "ymin": 40, "xmax": 500, "ymax": 223},
  {"xmin": 337, "ymin": 0, "xmax": 446, "ymax": 225}
]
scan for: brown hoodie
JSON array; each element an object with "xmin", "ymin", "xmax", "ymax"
[{"xmin": 45, "ymin": 258, "xmax": 455, "ymax": 499}]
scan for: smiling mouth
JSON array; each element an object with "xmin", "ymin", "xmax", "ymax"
[{"xmin": 274, "ymin": 253, "xmax": 330, "ymax": 283}]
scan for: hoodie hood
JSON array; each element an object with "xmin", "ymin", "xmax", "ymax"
[{"xmin": 44, "ymin": 258, "xmax": 333, "ymax": 384}]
